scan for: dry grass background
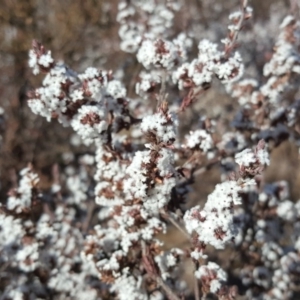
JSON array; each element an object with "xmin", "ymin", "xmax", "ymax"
[{"xmin": 0, "ymin": 0, "xmax": 299, "ymax": 298}]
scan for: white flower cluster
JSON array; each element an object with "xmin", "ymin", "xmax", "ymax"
[
  {"xmin": 184, "ymin": 129, "xmax": 213, "ymax": 152},
  {"xmin": 94, "ymin": 146, "xmax": 127, "ymax": 207},
  {"xmin": 124, "ymin": 135, "xmax": 177, "ymax": 215},
  {"xmin": 135, "ymin": 70, "xmax": 162, "ymax": 96},
  {"xmin": 28, "ymin": 46, "xmax": 54, "ymax": 75},
  {"xmin": 154, "ymin": 248, "xmax": 184, "ymax": 280},
  {"xmin": 195, "ymin": 262, "xmax": 227, "ymax": 293},
  {"xmin": 7, "ymin": 168, "xmax": 40, "ymax": 213},
  {"xmin": 136, "ymin": 35, "xmax": 192, "ymax": 71},
  {"xmin": 235, "ymin": 141, "xmax": 270, "ymax": 169},
  {"xmin": 6, "ymin": 2, "xmax": 299, "ymax": 299},
  {"xmin": 173, "ymin": 39, "xmax": 244, "ymax": 90},
  {"xmin": 77, "ymin": 67, "xmax": 109, "ymax": 99},
  {"xmin": 0, "ymin": 214, "xmax": 24, "ymax": 257},
  {"xmin": 227, "ymin": 79, "xmax": 258, "ymax": 105},
  {"xmin": 74, "ymin": 99, "xmax": 180, "ymax": 295},
  {"xmin": 268, "ymin": 253, "xmax": 300, "ymax": 300},
  {"xmin": 236, "ymin": 176, "xmax": 300, "ymax": 300},
  {"xmin": 141, "ymin": 110, "xmax": 178, "ymax": 145},
  {"xmin": 137, "ymin": 39, "xmax": 179, "ymax": 70},
  {"xmin": 117, "ymin": 0, "xmax": 181, "ymax": 53},
  {"xmin": 28, "ymin": 64, "xmax": 76, "ymax": 123},
  {"xmin": 264, "ymin": 16, "xmax": 300, "ymax": 78},
  {"xmin": 28, "ymin": 52, "xmax": 129, "ymax": 145},
  {"xmin": 235, "ymin": 148, "xmax": 256, "ymax": 167},
  {"xmin": 1, "ymin": 171, "xmax": 101, "ymax": 299},
  {"xmin": 227, "ymin": 14, "xmax": 300, "ymax": 147},
  {"xmin": 82, "ymin": 214, "xmax": 165, "ymax": 280},
  {"xmin": 71, "ymin": 104, "xmax": 108, "ymax": 145},
  {"xmin": 184, "ymin": 180, "xmax": 242, "ymax": 249},
  {"xmin": 259, "ymin": 15, "xmax": 300, "ymax": 104}
]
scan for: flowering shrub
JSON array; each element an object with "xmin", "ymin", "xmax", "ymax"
[{"xmin": 1, "ymin": 0, "xmax": 300, "ymax": 299}]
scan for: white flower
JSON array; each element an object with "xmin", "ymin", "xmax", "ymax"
[
  {"xmin": 257, "ymin": 147, "xmax": 270, "ymax": 166},
  {"xmin": 71, "ymin": 105, "xmax": 108, "ymax": 145},
  {"xmin": 235, "ymin": 148, "xmax": 256, "ymax": 167},
  {"xmin": 185, "ymin": 129, "xmax": 213, "ymax": 152},
  {"xmin": 137, "ymin": 39, "xmax": 178, "ymax": 70}
]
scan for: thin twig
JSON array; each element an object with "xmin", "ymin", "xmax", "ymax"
[
  {"xmin": 155, "ymin": 276, "xmax": 182, "ymax": 300},
  {"xmin": 192, "ymin": 156, "xmax": 220, "ymax": 177},
  {"xmin": 224, "ymin": 0, "xmax": 249, "ymax": 57},
  {"xmin": 194, "ymin": 275, "xmax": 200, "ymax": 300},
  {"xmin": 163, "ymin": 212, "xmax": 190, "ymax": 239},
  {"xmin": 82, "ymin": 200, "xmax": 96, "ymax": 233},
  {"xmin": 157, "ymin": 70, "xmax": 168, "ymax": 107},
  {"xmin": 141, "ymin": 241, "xmax": 182, "ymax": 300}
]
